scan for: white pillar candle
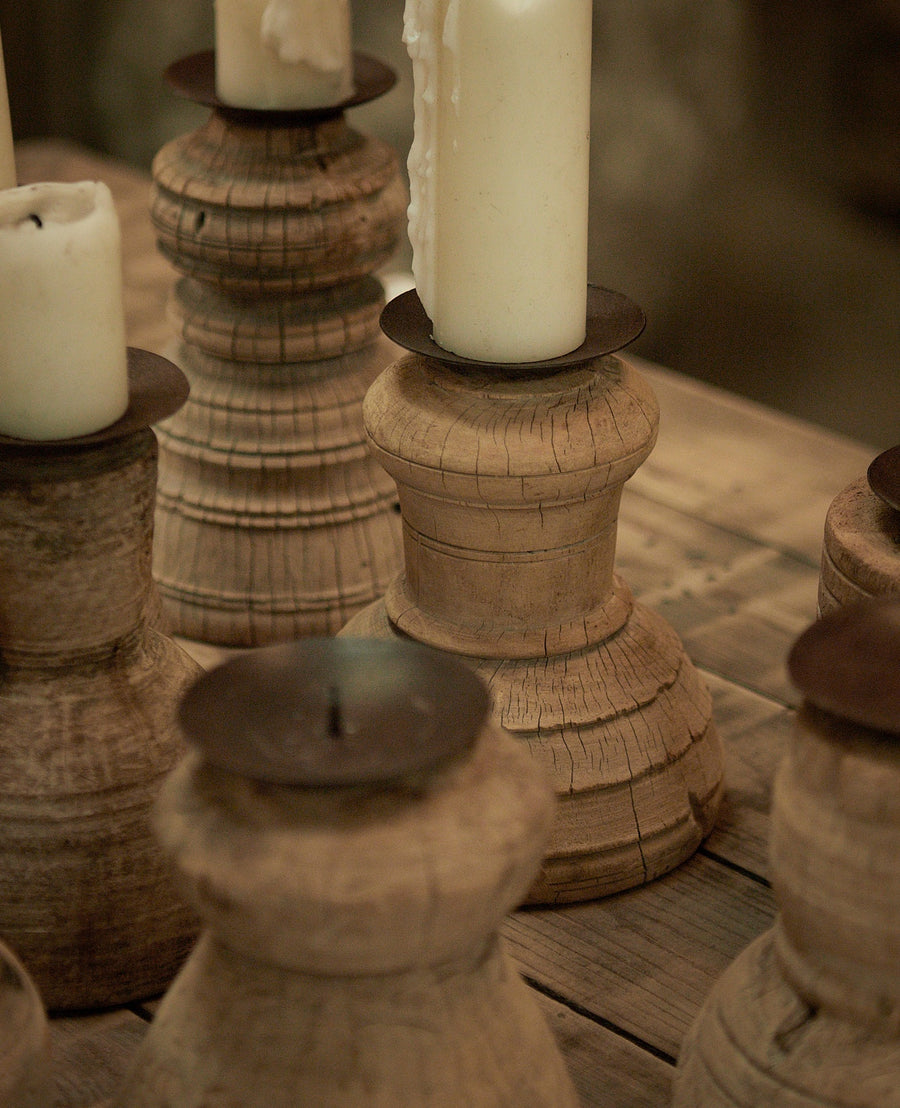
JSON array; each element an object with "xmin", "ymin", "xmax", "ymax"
[
  {"xmin": 215, "ymin": 0, "xmax": 353, "ymax": 110},
  {"xmin": 0, "ymin": 181, "xmax": 129, "ymax": 441},
  {"xmin": 404, "ymin": 0, "xmax": 592, "ymax": 363},
  {"xmin": 0, "ymin": 28, "xmax": 17, "ymax": 189}
]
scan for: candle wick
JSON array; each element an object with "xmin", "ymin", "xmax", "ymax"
[
  {"xmin": 327, "ymin": 685, "xmax": 343, "ymax": 740},
  {"xmin": 28, "ymin": 213, "xmax": 43, "ymax": 228}
]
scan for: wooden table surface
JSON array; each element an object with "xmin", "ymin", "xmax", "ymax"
[{"xmin": 15, "ymin": 140, "xmax": 877, "ymax": 1107}]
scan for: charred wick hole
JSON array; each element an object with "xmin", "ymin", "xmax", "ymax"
[
  {"xmin": 28, "ymin": 213, "xmax": 43, "ymax": 228},
  {"xmin": 194, "ymin": 210, "xmax": 206, "ymax": 232}
]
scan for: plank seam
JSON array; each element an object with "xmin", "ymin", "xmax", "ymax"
[{"xmin": 521, "ymin": 973, "xmax": 678, "ymax": 1067}]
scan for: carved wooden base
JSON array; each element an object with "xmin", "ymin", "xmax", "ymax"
[
  {"xmin": 149, "ymin": 104, "xmax": 406, "ymax": 646},
  {"xmin": 675, "ymin": 602, "xmax": 900, "ymax": 1106},
  {"xmin": 0, "ymin": 430, "xmax": 201, "ymax": 1010},
  {"xmin": 117, "ymin": 642, "xmax": 578, "ymax": 1106},
  {"xmin": 341, "ymin": 351, "xmax": 723, "ymax": 903},
  {"xmin": 674, "ymin": 931, "xmax": 900, "ymax": 1107}
]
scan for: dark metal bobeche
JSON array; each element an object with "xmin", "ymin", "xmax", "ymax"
[
  {"xmin": 380, "ymin": 285, "xmax": 646, "ymax": 376},
  {"xmin": 165, "ymin": 50, "xmax": 397, "ymax": 123},
  {"xmin": 178, "ymin": 638, "xmax": 491, "ymax": 786}
]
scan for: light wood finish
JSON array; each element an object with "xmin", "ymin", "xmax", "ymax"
[
  {"xmin": 674, "ymin": 603, "xmax": 900, "ymax": 1105},
  {"xmin": 147, "ymin": 106, "xmax": 406, "ymax": 646},
  {"xmin": 819, "ymin": 474, "xmax": 900, "ymax": 612},
  {"xmin": 15, "ymin": 142, "xmax": 876, "ymax": 1105},
  {"xmin": 116, "ymin": 697, "xmax": 577, "ymax": 1106},
  {"xmin": 341, "ymin": 352, "xmax": 723, "ymax": 903}
]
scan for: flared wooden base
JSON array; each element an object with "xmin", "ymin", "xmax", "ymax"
[
  {"xmin": 343, "ymin": 595, "xmax": 722, "ymax": 903},
  {"xmin": 340, "ymin": 348, "xmax": 722, "ymax": 902},
  {"xmin": 674, "ymin": 932, "xmax": 900, "ymax": 1107}
]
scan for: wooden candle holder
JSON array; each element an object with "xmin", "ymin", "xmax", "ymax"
[
  {"xmin": 0, "ymin": 938, "xmax": 50, "ymax": 1108},
  {"xmin": 0, "ymin": 352, "xmax": 201, "ymax": 1011},
  {"xmin": 116, "ymin": 639, "xmax": 578, "ymax": 1106},
  {"xmin": 819, "ymin": 443, "xmax": 900, "ymax": 613},
  {"xmin": 674, "ymin": 600, "xmax": 900, "ymax": 1107},
  {"xmin": 148, "ymin": 53, "xmax": 406, "ymax": 647},
  {"xmin": 340, "ymin": 290, "xmax": 724, "ymax": 904}
]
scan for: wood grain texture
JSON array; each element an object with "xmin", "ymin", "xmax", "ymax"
[
  {"xmin": 17, "ymin": 140, "xmax": 882, "ymax": 1108},
  {"xmin": 674, "ymin": 933, "xmax": 900, "ymax": 1107},
  {"xmin": 819, "ymin": 475, "xmax": 900, "ymax": 612},
  {"xmin": 343, "ymin": 351, "xmax": 724, "ymax": 903},
  {"xmin": 116, "ymin": 727, "xmax": 578, "ymax": 1106},
  {"xmin": 503, "ymin": 855, "xmax": 775, "ymax": 1060},
  {"xmin": 0, "ymin": 432, "xmax": 200, "ymax": 1010},
  {"xmin": 50, "ymin": 1010, "xmax": 149, "ymax": 1108},
  {"xmin": 675, "ymin": 605, "xmax": 900, "ymax": 1105},
  {"xmin": 534, "ymin": 992, "xmax": 674, "ymax": 1107},
  {"xmin": 147, "ymin": 109, "xmax": 406, "ymax": 645}
]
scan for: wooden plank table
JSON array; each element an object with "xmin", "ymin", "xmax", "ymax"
[{"xmin": 15, "ymin": 140, "xmax": 876, "ymax": 1107}]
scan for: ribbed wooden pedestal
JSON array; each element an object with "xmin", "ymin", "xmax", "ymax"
[
  {"xmin": 341, "ymin": 352, "xmax": 723, "ymax": 903},
  {"xmin": 116, "ymin": 643, "xmax": 578, "ymax": 1106},
  {"xmin": 149, "ymin": 105, "xmax": 406, "ymax": 645},
  {"xmin": 819, "ymin": 473, "xmax": 900, "ymax": 613},
  {"xmin": 0, "ymin": 430, "xmax": 201, "ymax": 1011},
  {"xmin": 675, "ymin": 602, "xmax": 900, "ymax": 1106}
]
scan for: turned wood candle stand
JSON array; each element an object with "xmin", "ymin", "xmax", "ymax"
[
  {"xmin": 340, "ymin": 288, "xmax": 724, "ymax": 904},
  {"xmin": 0, "ymin": 351, "xmax": 201, "ymax": 1011},
  {"xmin": 148, "ymin": 52, "xmax": 406, "ymax": 648},
  {"xmin": 819, "ymin": 443, "xmax": 900, "ymax": 613},
  {"xmin": 117, "ymin": 638, "xmax": 578, "ymax": 1106},
  {"xmin": 674, "ymin": 600, "xmax": 900, "ymax": 1107}
]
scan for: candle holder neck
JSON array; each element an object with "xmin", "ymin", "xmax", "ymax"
[
  {"xmin": 369, "ymin": 353, "xmax": 657, "ymax": 657},
  {"xmin": 0, "ymin": 430, "xmax": 157, "ymax": 657}
]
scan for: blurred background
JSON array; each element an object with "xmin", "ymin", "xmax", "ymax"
[{"xmin": 1, "ymin": 0, "xmax": 896, "ymax": 449}]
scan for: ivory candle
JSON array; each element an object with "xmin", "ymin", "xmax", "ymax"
[
  {"xmin": 0, "ymin": 181, "xmax": 129, "ymax": 441},
  {"xmin": 215, "ymin": 0, "xmax": 353, "ymax": 110},
  {"xmin": 0, "ymin": 28, "xmax": 16, "ymax": 189},
  {"xmin": 404, "ymin": 0, "xmax": 592, "ymax": 363}
]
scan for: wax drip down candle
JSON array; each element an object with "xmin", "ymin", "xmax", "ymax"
[
  {"xmin": 0, "ymin": 181, "xmax": 129, "ymax": 441},
  {"xmin": 404, "ymin": 0, "xmax": 592, "ymax": 363},
  {"xmin": 0, "ymin": 28, "xmax": 16, "ymax": 190},
  {"xmin": 215, "ymin": 0, "xmax": 354, "ymax": 110}
]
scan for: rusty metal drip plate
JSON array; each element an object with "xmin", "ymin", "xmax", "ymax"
[
  {"xmin": 380, "ymin": 285, "xmax": 646, "ymax": 376},
  {"xmin": 165, "ymin": 51, "xmax": 397, "ymax": 123},
  {"xmin": 788, "ymin": 599, "xmax": 900, "ymax": 734},
  {"xmin": 0, "ymin": 349, "xmax": 188, "ymax": 451},
  {"xmin": 868, "ymin": 444, "xmax": 900, "ymax": 513},
  {"xmin": 178, "ymin": 638, "xmax": 490, "ymax": 786}
]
